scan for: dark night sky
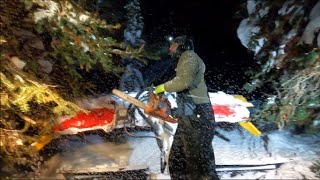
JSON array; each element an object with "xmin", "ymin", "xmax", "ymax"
[{"xmin": 140, "ymin": 0, "xmax": 255, "ymax": 94}]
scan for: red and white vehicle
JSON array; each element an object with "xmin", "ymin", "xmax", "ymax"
[
  {"xmin": 51, "ymin": 91, "xmax": 258, "ymax": 135},
  {"xmin": 35, "ymin": 90, "xmax": 261, "ymax": 178}
]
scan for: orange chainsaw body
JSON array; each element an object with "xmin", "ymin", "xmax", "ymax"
[{"xmin": 144, "ymin": 92, "xmax": 177, "ymax": 123}]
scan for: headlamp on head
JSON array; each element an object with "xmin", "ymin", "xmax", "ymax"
[{"xmin": 165, "ymin": 35, "xmax": 174, "ymax": 44}]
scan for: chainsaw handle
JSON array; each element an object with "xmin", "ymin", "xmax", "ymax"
[{"xmin": 164, "ymin": 116, "xmax": 178, "ymax": 123}]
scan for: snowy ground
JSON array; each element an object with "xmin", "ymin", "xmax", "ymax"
[
  {"xmin": 39, "ymin": 127, "xmax": 320, "ymax": 179},
  {"xmin": 215, "ymin": 127, "xmax": 320, "ymax": 179}
]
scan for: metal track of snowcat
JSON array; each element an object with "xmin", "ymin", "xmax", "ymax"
[{"xmin": 57, "ymin": 165, "xmax": 149, "ymax": 180}]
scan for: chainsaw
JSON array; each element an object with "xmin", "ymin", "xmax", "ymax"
[{"xmin": 112, "ymin": 89, "xmax": 177, "ymax": 123}]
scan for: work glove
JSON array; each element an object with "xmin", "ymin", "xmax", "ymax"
[{"xmin": 154, "ymin": 84, "xmax": 165, "ymax": 94}]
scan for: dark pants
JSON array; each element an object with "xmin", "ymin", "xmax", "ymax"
[{"xmin": 168, "ymin": 103, "xmax": 219, "ymax": 180}]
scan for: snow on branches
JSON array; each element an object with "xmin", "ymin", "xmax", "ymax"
[{"xmin": 237, "ymin": 0, "xmax": 320, "ymax": 130}]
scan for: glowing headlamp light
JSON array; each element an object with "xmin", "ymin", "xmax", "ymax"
[{"xmin": 165, "ymin": 35, "xmax": 174, "ymax": 43}]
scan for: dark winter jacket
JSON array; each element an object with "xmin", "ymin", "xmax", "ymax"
[{"xmin": 164, "ymin": 50, "xmax": 211, "ymax": 105}]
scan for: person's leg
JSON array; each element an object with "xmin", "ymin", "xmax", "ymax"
[
  {"xmin": 196, "ymin": 103, "xmax": 219, "ymax": 180},
  {"xmin": 168, "ymin": 125, "xmax": 188, "ymax": 180},
  {"xmin": 183, "ymin": 121, "xmax": 203, "ymax": 179},
  {"xmin": 199, "ymin": 129, "xmax": 219, "ymax": 180}
]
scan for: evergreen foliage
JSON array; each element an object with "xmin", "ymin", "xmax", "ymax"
[
  {"xmin": 238, "ymin": 0, "xmax": 320, "ymax": 132},
  {"xmin": 311, "ymin": 160, "xmax": 320, "ymax": 178},
  {"xmin": 0, "ymin": 0, "xmax": 148, "ymax": 176}
]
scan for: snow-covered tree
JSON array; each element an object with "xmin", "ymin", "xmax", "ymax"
[
  {"xmin": 237, "ymin": 0, "xmax": 319, "ymax": 132},
  {"xmin": 123, "ymin": 0, "xmax": 145, "ymax": 47},
  {"xmin": 0, "ymin": 0, "xmax": 147, "ymax": 177}
]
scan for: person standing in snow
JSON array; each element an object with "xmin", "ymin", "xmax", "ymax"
[{"xmin": 154, "ymin": 36, "xmax": 219, "ymax": 180}]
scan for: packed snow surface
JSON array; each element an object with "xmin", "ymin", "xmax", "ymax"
[{"xmin": 39, "ymin": 127, "xmax": 320, "ymax": 179}]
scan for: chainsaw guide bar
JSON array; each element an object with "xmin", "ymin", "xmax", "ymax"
[{"xmin": 112, "ymin": 89, "xmax": 177, "ymax": 123}]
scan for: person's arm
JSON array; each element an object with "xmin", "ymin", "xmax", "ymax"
[{"xmin": 164, "ymin": 52, "xmax": 198, "ymax": 92}]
